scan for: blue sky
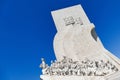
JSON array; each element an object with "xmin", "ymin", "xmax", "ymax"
[{"xmin": 0, "ymin": 0, "xmax": 120, "ymax": 80}]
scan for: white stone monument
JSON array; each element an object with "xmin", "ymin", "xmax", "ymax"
[{"xmin": 40, "ymin": 4, "xmax": 120, "ymax": 80}]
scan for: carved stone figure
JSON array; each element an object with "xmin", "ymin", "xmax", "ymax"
[{"xmin": 40, "ymin": 57, "xmax": 118, "ymax": 76}]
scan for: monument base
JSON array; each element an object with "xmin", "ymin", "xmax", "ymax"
[{"xmin": 40, "ymin": 75, "xmax": 105, "ymax": 80}]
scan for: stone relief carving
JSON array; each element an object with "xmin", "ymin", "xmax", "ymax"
[
  {"xmin": 40, "ymin": 56, "xmax": 118, "ymax": 76},
  {"xmin": 64, "ymin": 16, "xmax": 83, "ymax": 26}
]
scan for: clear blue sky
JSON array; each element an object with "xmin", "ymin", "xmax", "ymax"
[{"xmin": 0, "ymin": 0, "xmax": 120, "ymax": 80}]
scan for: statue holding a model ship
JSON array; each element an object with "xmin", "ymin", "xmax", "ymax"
[{"xmin": 40, "ymin": 5, "xmax": 120, "ymax": 80}]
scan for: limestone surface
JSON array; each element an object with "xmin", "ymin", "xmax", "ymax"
[{"xmin": 40, "ymin": 4, "xmax": 120, "ymax": 80}]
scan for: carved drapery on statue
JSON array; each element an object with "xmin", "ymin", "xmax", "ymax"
[{"xmin": 40, "ymin": 57, "xmax": 118, "ymax": 76}]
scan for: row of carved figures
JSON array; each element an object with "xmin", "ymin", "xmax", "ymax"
[{"xmin": 40, "ymin": 56, "xmax": 118, "ymax": 76}]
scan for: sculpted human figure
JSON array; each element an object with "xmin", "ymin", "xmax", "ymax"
[
  {"xmin": 40, "ymin": 58, "xmax": 49, "ymax": 75},
  {"xmin": 40, "ymin": 57, "xmax": 119, "ymax": 77},
  {"xmin": 40, "ymin": 58, "xmax": 48, "ymax": 69}
]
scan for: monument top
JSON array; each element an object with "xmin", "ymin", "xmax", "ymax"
[{"xmin": 51, "ymin": 4, "xmax": 90, "ymax": 32}]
